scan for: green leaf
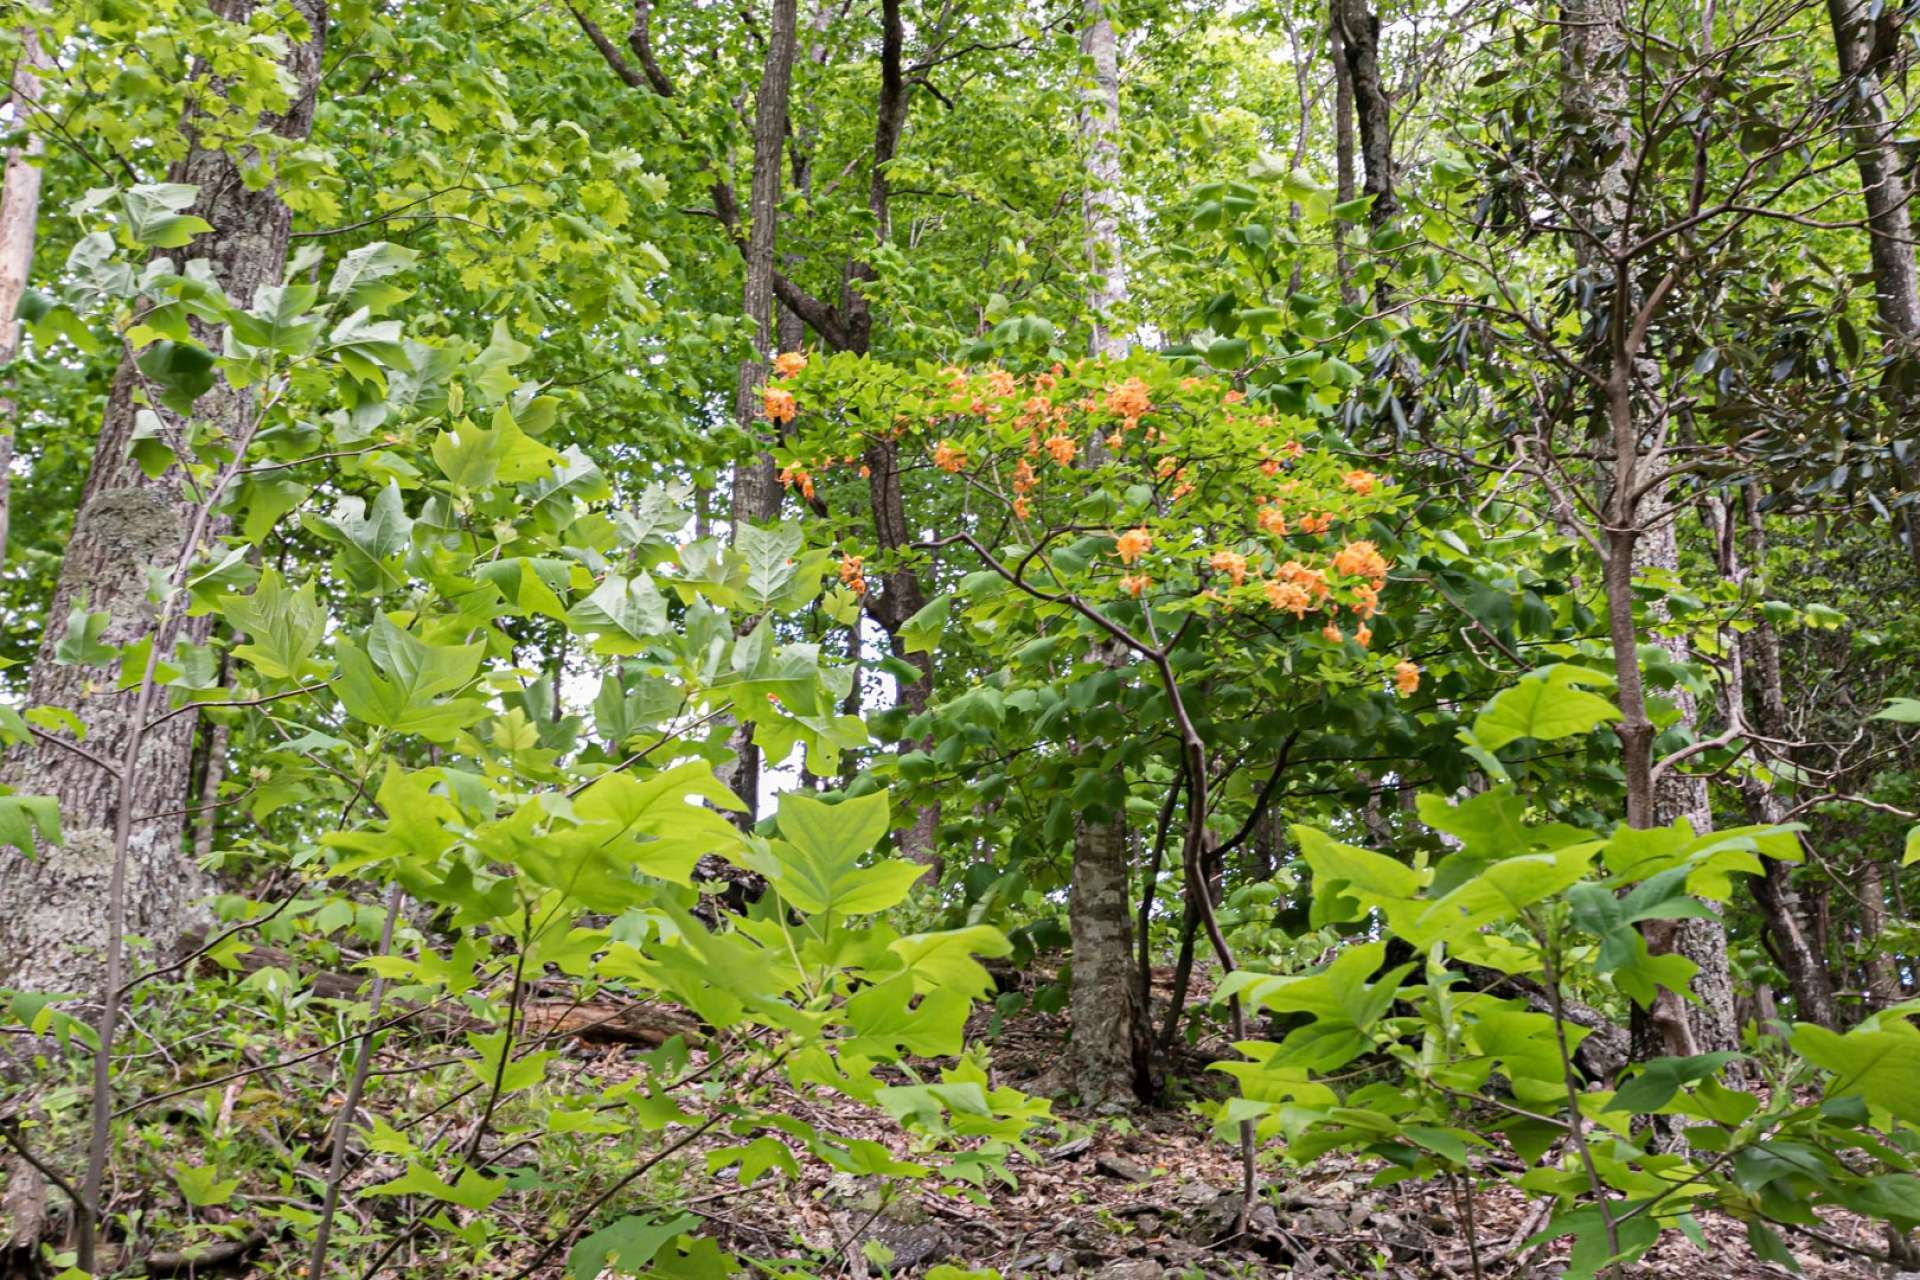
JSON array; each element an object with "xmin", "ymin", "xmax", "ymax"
[
  {"xmin": 0, "ymin": 795, "xmax": 63, "ymax": 859},
  {"xmin": 52, "ymin": 607, "xmax": 116, "ymax": 666},
  {"xmin": 901, "ymin": 594, "xmax": 953, "ymax": 655},
  {"xmin": 172, "ymin": 1163, "xmax": 239, "ymax": 1207},
  {"xmin": 1474, "ymin": 665, "xmax": 1620, "ymax": 751},
  {"xmin": 334, "ymin": 615, "xmax": 486, "ymax": 740},
  {"xmin": 567, "ymin": 1213, "xmax": 701, "ymax": 1277},
  {"xmin": 1603, "ymin": 1052, "xmax": 1740, "ymax": 1113},
  {"xmin": 363, "ymin": 1164, "xmax": 505, "ymax": 1211},
  {"xmin": 763, "ymin": 790, "xmax": 920, "ymax": 915},
  {"xmin": 472, "ymin": 317, "xmax": 532, "ymax": 401},
  {"xmin": 1792, "ymin": 1021, "xmax": 1920, "ymax": 1126},
  {"xmin": 889, "ymin": 926, "xmax": 1014, "ymax": 998},
  {"xmin": 221, "ymin": 569, "xmax": 327, "ymax": 680},
  {"xmin": 122, "ymin": 184, "xmax": 212, "ymax": 248},
  {"xmin": 1872, "ymin": 698, "xmax": 1920, "ymax": 724}
]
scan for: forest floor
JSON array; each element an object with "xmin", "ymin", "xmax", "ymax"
[{"xmin": 508, "ymin": 970, "xmax": 1903, "ymax": 1280}]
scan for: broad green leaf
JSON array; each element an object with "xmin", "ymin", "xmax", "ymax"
[
  {"xmin": 1474, "ymin": 665, "xmax": 1619, "ymax": 751},
  {"xmin": 221, "ymin": 569, "xmax": 327, "ymax": 680}
]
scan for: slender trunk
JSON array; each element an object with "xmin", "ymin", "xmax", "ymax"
[
  {"xmin": 0, "ymin": 0, "xmax": 326, "ymax": 994},
  {"xmin": 1064, "ymin": 0, "xmax": 1149, "ymax": 1104},
  {"xmin": 1824, "ymin": 0, "xmax": 1920, "ymax": 570},
  {"xmin": 1330, "ymin": 11, "xmax": 1359, "ymax": 309},
  {"xmin": 1733, "ymin": 488, "xmax": 1838, "ymax": 1027},
  {"xmin": 1332, "ymin": 0, "xmax": 1394, "ymax": 313},
  {"xmin": 1858, "ymin": 859, "xmax": 1901, "ymax": 1011},
  {"xmin": 1563, "ymin": 0, "xmax": 1736, "ymax": 1060},
  {"xmin": 718, "ymin": 0, "xmax": 800, "ymax": 825},
  {"xmin": 0, "ymin": 29, "xmax": 48, "ymax": 564}
]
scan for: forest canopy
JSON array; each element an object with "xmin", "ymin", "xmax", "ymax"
[{"xmin": 1, "ymin": 0, "xmax": 1920, "ymax": 1276}]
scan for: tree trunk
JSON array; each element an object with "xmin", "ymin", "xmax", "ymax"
[
  {"xmin": 0, "ymin": 0, "xmax": 326, "ymax": 994},
  {"xmin": 716, "ymin": 0, "xmax": 801, "ymax": 825},
  {"xmin": 1064, "ymin": 0, "xmax": 1151, "ymax": 1105},
  {"xmin": 1858, "ymin": 858, "xmax": 1901, "ymax": 1012},
  {"xmin": 0, "ymin": 28, "xmax": 48, "ymax": 565},
  {"xmin": 1732, "ymin": 488, "xmax": 1839, "ymax": 1027},
  {"xmin": 1562, "ymin": 0, "xmax": 1736, "ymax": 1060},
  {"xmin": 1825, "ymin": 0, "xmax": 1920, "ymax": 570},
  {"xmin": 1329, "ymin": 10, "xmax": 1359, "ymax": 309},
  {"xmin": 1331, "ymin": 0, "xmax": 1394, "ymax": 300},
  {"xmin": 1069, "ymin": 809, "xmax": 1152, "ymax": 1106}
]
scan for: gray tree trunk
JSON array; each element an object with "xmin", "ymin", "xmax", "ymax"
[
  {"xmin": 0, "ymin": 0, "xmax": 326, "ymax": 993},
  {"xmin": 1332, "ymin": 0, "xmax": 1393, "ymax": 313},
  {"xmin": 1824, "ymin": 0, "xmax": 1920, "ymax": 569},
  {"xmin": 1561, "ymin": 0, "xmax": 1737, "ymax": 1059},
  {"xmin": 0, "ymin": 28, "xmax": 48, "ymax": 565},
  {"xmin": 1329, "ymin": 12, "xmax": 1359, "ymax": 308},
  {"xmin": 717, "ymin": 0, "xmax": 800, "ymax": 825},
  {"xmin": 1064, "ymin": 0, "xmax": 1151, "ymax": 1106}
]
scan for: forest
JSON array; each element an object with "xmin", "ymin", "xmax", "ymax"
[{"xmin": 1, "ymin": 0, "xmax": 1919, "ymax": 1274}]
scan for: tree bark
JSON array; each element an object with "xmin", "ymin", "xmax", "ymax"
[
  {"xmin": 1731, "ymin": 488, "xmax": 1839, "ymax": 1027},
  {"xmin": 1329, "ymin": 10, "xmax": 1359, "ymax": 309},
  {"xmin": 0, "ymin": 0, "xmax": 326, "ymax": 994},
  {"xmin": 0, "ymin": 28, "xmax": 48, "ymax": 565},
  {"xmin": 1069, "ymin": 808, "xmax": 1152, "ymax": 1105},
  {"xmin": 1063, "ymin": 0, "xmax": 1151, "ymax": 1105},
  {"xmin": 1825, "ymin": 0, "xmax": 1920, "ymax": 570},
  {"xmin": 715, "ymin": 0, "xmax": 800, "ymax": 826},
  {"xmin": 1857, "ymin": 858, "xmax": 1901, "ymax": 1012},
  {"xmin": 1562, "ymin": 0, "xmax": 1737, "ymax": 1060},
  {"xmin": 1331, "ymin": 0, "xmax": 1394, "ymax": 269}
]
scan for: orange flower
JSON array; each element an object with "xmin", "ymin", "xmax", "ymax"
[
  {"xmin": 1107, "ymin": 377, "xmax": 1152, "ymax": 419},
  {"xmin": 772, "ymin": 350, "xmax": 807, "ymax": 378},
  {"xmin": 1354, "ymin": 624, "xmax": 1372, "ymax": 648},
  {"xmin": 838, "ymin": 555, "xmax": 867, "ymax": 595},
  {"xmin": 1121, "ymin": 573, "xmax": 1150, "ymax": 598},
  {"xmin": 1014, "ymin": 495, "xmax": 1032, "ymax": 519},
  {"xmin": 1106, "ymin": 431, "xmax": 1125, "ymax": 451},
  {"xmin": 859, "ymin": 463, "xmax": 871, "ymax": 478},
  {"xmin": 1223, "ymin": 389, "xmax": 1245, "ymax": 404},
  {"xmin": 1260, "ymin": 459, "xmax": 1281, "ymax": 477},
  {"xmin": 762, "ymin": 387, "xmax": 797, "ymax": 424},
  {"xmin": 1156, "ymin": 456, "xmax": 1179, "ymax": 480},
  {"xmin": 1257, "ymin": 505, "xmax": 1288, "ymax": 536},
  {"xmin": 1115, "ymin": 526, "xmax": 1153, "ymax": 564},
  {"xmin": 1322, "ymin": 623, "xmax": 1344, "ymax": 644},
  {"xmin": 1209, "ymin": 550, "xmax": 1248, "ymax": 586},
  {"xmin": 1352, "ymin": 583, "xmax": 1380, "ymax": 619},
  {"xmin": 1277, "ymin": 559, "xmax": 1329, "ymax": 598},
  {"xmin": 1332, "ymin": 540, "xmax": 1389, "ymax": 580},
  {"xmin": 1171, "ymin": 482, "xmax": 1195, "ymax": 501},
  {"xmin": 1298, "ymin": 512, "xmax": 1332, "ymax": 535},
  {"xmin": 1045, "ymin": 434, "xmax": 1077, "ymax": 466},
  {"xmin": 1343, "ymin": 469, "xmax": 1378, "ymax": 496},
  {"xmin": 1394, "ymin": 661, "xmax": 1420, "ymax": 696},
  {"xmin": 1265, "ymin": 580, "xmax": 1312, "ymax": 617},
  {"xmin": 987, "ymin": 368, "xmax": 1017, "ymax": 397},
  {"xmin": 778, "ymin": 464, "xmax": 810, "ymax": 492},
  {"xmin": 933, "ymin": 440, "xmax": 968, "ymax": 473},
  {"xmin": 1013, "ymin": 458, "xmax": 1038, "ymax": 493}
]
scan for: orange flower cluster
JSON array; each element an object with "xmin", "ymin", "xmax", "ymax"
[
  {"xmin": 1045, "ymin": 434, "xmax": 1077, "ymax": 465},
  {"xmin": 778, "ymin": 464, "xmax": 814, "ymax": 501},
  {"xmin": 1265, "ymin": 580, "xmax": 1313, "ymax": 616},
  {"xmin": 986, "ymin": 368, "xmax": 1018, "ymax": 398},
  {"xmin": 1322, "ymin": 623, "xmax": 1344, "ymax": 644},
  {"xmin": 1107, "ymin": 377, "xmax": 1152, "ymax": 420},
  {"xmin": 1257, "ymin": 505, "xmax": 1288, "ymax": 536},
  {"xmin": 1121, "ymin": 573, "xmax": 1150, "ymax": 598},
  {"xmin": 762, "ymin": 387, "xmax": 797, "ymax": 424},
  {"xmin": 839, "ymin": 554, "xmax": 867, "ymax": 596},
  {"xmin": 1354, "ymin": 624, "xmax": 1372, "ymax": 648},
  {"xmin": 1115, "ymin": 527, "xmax": 1153, "ymax": 564},
  {"xmin": 1395, "ymin": 661, "xmax": 1420, "ymax": 696},
  {"xmin": 1332, "ymin": 540, "xmax": 1389, "ymax": 581},
  {"xmin": 1296, "ymin": 512, "xmax": 1332, "ymax": 535},
  {"xmin": 1209, "ymin": 550, "xmax": 1248, "ymax": 586},
  {"xmin": 772, "ymin": 350, "xmax": 807, "ymax": 378},
  {"xmin": 934, "ymin": 440, "xmax": 968, "ymax": 473},
  {"xmin": 1343, "ymin": 469, "xmax": 1378, "ymax": 496},
  {"xmin": 1013, "ymin": 458, "xmax": 1038, "ymax": 494}
]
